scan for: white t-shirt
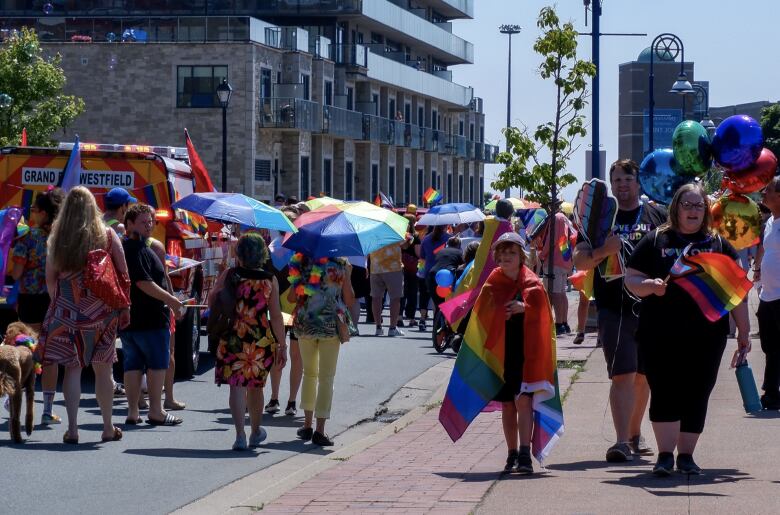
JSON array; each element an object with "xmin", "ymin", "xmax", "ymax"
[{"xmin": 760, "ymin": 215, "xmax": 780, "ymax": 302}]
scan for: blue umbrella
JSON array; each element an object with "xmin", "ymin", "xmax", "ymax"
[
  {"xmin": 171, "ymin": 192, "xmax": 296, "ymax": 232},
  {"xmin": 416, "ymin": 202, "xmax": 485, "ymax": 226}
]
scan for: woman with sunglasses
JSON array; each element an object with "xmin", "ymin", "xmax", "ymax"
[{"xmin": 625, "ymin": 183, "xmax": 751, "ymax": 476}]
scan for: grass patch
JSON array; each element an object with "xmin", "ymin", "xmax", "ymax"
[{"xmin": 557, "ymin": 359, "xmax": 586, "ymax": 369}]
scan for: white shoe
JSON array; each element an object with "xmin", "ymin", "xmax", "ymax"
[
  {"xmin": 375, "ymin": 326, "xmax": 384, "ymax": 336},
  {"xmin": 249, "ymin": 427, "xmax": 268, "ymax": 448},
  {"xmin": 387, "ymin": 327, "xmax": 405, "ymax": 337}
]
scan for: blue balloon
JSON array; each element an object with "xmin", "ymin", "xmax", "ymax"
[
  {"xmin": 711, "ymin": 115, "xmax": 763, "ymax": 171},
  {"xmin": 435, "ymin": 268, "xmax": 454, "ymax": 288},
  {"xmin": 639, "ymin": 148, "xmax": 692, "ymax": 205}
]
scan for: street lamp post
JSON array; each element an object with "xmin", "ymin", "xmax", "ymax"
[
  {"xmin": 647, "ymin": 33, "xmax": 694, "ymax": 155},
  {"xmin": 691, "ymin": 83, "xmax": 715, "ymax": 132},
  {"xmin": 216, "ymin": 79, "xmax": 233, "ymax": 193},
  {"xmin": 499, "ymin": 24, "xmax": 521, "ymax": 198}
]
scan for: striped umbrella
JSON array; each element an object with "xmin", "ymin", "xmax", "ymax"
[
  {"xmin": 484, "ymin": 197, "xmax": 541, "ymax": 211},
  {"xmin": 304, "ymin": 196, "xmax": 344, "ymax": 210},
  {"xmin": 416, "ymin": 203, "xmax": 485, "ymax": 226}
]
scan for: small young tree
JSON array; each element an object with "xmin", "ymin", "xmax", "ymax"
[
  {"xmin": 760, "ymin": 102, "xmax": 780, "ymax": 164},
  {"xmin": 0, "ymin": 27, "xmax": 85, "ymax": 146},
  {"xmin": 492, "ymin": 6, "xmax": 595, "ymax": 282}
]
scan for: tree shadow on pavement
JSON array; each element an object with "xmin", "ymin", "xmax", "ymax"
[{"xmin": 602, "ymin": 468, "xmax": 753, "ymax": 496}]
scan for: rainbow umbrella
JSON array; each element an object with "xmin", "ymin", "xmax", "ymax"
[
  {"xmin": 171, "ymin": 192, "xmax": 296, "ymax": 232},
  {"xmin": 282, "ymin": 201, "xmax": 408, "ymax": 257},
  {"xmin": 484, "ymin": 197, "xmax": 540, "ymax": 211},
  {"xmin": 304, "ymin": 196, "xmax": 343, "ymax": 210}
]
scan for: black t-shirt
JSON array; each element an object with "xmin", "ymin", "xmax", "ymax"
[
  {"xmin": 122, "ymin": 238, "xmax": 170, "ymax": 331},
  {"xmin": 578, "ymin": 203, "xmax": 667, "ymax": 313},
  {"xmin": 628, "ymin": 229, "xmax": 739, "ymax": 339},
  {"xmin": 402, "ymin": 234, "xmax": 421, "ymax": 259},
  {"xmin": 429, "ymin": 247, "xmax": 464, "ymax": 277}
]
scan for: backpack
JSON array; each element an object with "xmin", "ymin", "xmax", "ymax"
[{"xmin": 206, "ymin": 268, "xmax": 241, "ymax": 339}]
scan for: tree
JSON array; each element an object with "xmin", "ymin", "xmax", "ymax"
[
  {"xmin": 0, "ymin": 27, "xmax": 85, "ymax": 147},
  {"xmin": 760, "ymin": 102, "xmax": 780, "ymax": 163},
  {"xmin": 492, "ymin": 6, "xmax": 595, "ymax": 282}
]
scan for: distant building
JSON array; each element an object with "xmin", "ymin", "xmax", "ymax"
[
  {"xmin": 0, "ymin": 1, "xmax": 497, "ymax": 204},
  {"xmin": 710, "ymin": 101, "xmax": 774, "ymax": 126}
]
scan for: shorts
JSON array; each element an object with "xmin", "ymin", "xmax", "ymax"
[
  {"xmin": 350, "ymin": 265, "xmax": 371, "ymax": 299},
  {"xmin": 370, "ymin": 270, "xmax": 404, "ymax": 300},
  {"xmin": 598, "ymin": 308, "xmax": 642, "ymax": 378},
  {"xmin": 543, "ymin": 266, "xmax": 571, "ymax": 294},
  {"xmin": 17, "ymin": 293, "xmax": 50, "ymax": 324},
  {"xmin": 121, "ymin": 328, "xmax": 171, "ymax": 371}
]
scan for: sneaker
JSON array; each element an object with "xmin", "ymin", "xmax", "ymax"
[
  {"xmin": 41, "ymin": 413, "xmax": 62, "ymax": 425},
  {"xmin": 387, "ymin": 327, "xmax": 405, "ymax": 337},
  {"xmin": 113, "ymin": 382, "xmax": 126, "ymax": 397},
  {"xmin": 555, "ymin": 324, "xmax": 568, "ymax": 336},
  {"xmin": 761, "ymin": 394, "xmax": 780, "ymax": 410},
  {"xmin": 232, "ymin": 434, "xmax": 248, "ymax": 451},
  {"xmin": 501, "ymin": 449, "xmax": 519, "ymax": 475},
  {"xmin": 563, "ymin": 323, "xmax": 571, "ymax": 334},
  {"xmin": 284, "ymin": 402, "xmax": 297, "ymax": 416},
  {"xmin": 312, "ymin": 430, "xmax": 334, "ymax": 446},
  {"xmin": 653, "ymin": 452, "xmax": 675, "ymax": 476},
  {"xmin": 396, "ymin": 319, "xmax": 405, "ymax": 328},
  {"xmin": 264, "ymin": 399, "xmax": 280, "ymax": 414},
  {"xmin": 573, "ymin": 332, "xmax": 585, "ymax": 345},
  {"xmin": 374, "ymin": 326, "xmax": 384, "ymax": 336},
  {"xmin": 249, "ymin": 427, "xmax": 268, "ymax": 448},
  {"xmin": 515, "ymin": 451, "xmax": 534, "ymax": 475},
  {"xmin": 676, "ymin": 453, "xmax": 702, "ymax": 475},
  {"xmin": 605, "ymin": 442, "xmax": 633, "ymax": 463},
  {"xmin": 297, "ymin": 426, "xmax": 313, "ymax": 441},
  {"xmin": 418, "ymin": 320, "xmax": 426, "ymax": 332},
  {"xmin": 630, "ymin": 434, "xmax": 654, "ymax": 456}
]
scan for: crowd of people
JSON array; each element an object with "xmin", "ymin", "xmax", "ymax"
[{"xmin": 1, "ymin": 160, "xmax": 776, "ymax": 479}]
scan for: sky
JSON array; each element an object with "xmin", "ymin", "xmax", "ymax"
[{"xmin": 451, "ymin": 0, "xmax": 780, "ymax": 201}]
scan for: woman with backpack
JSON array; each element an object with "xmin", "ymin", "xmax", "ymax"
[{"xmin": 209, "ymin": 233, "xmax": 287, "ymax": 451}]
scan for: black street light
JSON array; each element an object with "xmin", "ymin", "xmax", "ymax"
[
  {"xmin": 691, "ymin": 83, "xmax": 715, "ymax": 132},
  {"xmin": 499, "ymin": 24, "xmax": 521, "ymax": 198},
  {"xmin": 216, "ymin": 79, "xmax": 233, "ymax": 192},
  {"xmin": 647, "ymin": 33, "xmax": 694, "ymax": 155}
]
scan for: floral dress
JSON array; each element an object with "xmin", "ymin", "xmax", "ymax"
[{"xmin": 215, "ymin": 268, "xmax": 277, "ymax": 388}]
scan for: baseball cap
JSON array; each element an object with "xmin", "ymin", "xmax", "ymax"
[
  {"xmin": 105, "ymin": 188, "xmax": 137, "ymax": 207},
  {"xmin": 491, "ymin": 231, "xmax": 526, "ymax": 250},
  {"xmin": 406, "ymin": 203, "xmax": 417, "ymax": 214}
]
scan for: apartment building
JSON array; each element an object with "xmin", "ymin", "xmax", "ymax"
[{"xmin": 0, "ymin": 0, "xmax": 497, "ymax": 205}]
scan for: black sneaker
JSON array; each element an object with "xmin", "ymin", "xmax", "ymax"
[
  {"xmin": 605, "ymin": 442, "xmax": 633, "ymax": 463},
  {"xmin": 296, "ymin": 426, "xmax": 313, "ymax": 441},
  {"xmin": 652, "ymin": 452, "xmax": 675, "ymax": 477},
  {"xmin": 676, "ymin": 453, "xmax": 702, "ymax": 475},
  {"xmin": 761, "ymin": 394, "xmax": 780, "ymax": 410},
  {"xmin": 501, "ymin": 449, "xmax": 519, "ymax": 475},
  {"xmin": 312, "ymin": 431, "xmax": 334, "ymax": 446},
  {"xmin": 572, "ymin": 332, "xmax": 585, "ymax": 345},
  {"xmin": 555, "ymin": 324, "xmax": 567, "ymax": 336},
  {"xmin": 264, "ymin": 399, "xmax": 280, "ymax": 414},
  {"xmin": 515, "ymin": 451, "xmax": 534, "ymax": 475}
]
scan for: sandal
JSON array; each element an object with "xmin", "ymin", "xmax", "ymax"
[
  {"xmin": 62, "ymin": 432, "xmax": 79, "ymax": 445},
  {"xmin": 147, "ymin": 413, "xmax": 183, "ymax": 426},
  {"xmin": 101, "ymin": 426, "xmax": 123, "ymax": 442},
  {"xmin": 124, "ymin": 417, "xmax": 142, "ymax": 425}
]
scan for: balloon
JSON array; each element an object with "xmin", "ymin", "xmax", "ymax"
[
  {"xmin": 722, "ymin": 148, "xmax": 777, "ymax": 194},
  {"xmin": 710, "ymin": 194, "xmax": 762, "ymax": 250},
  {"xmin": 43, "ymin": 2, "xmax": 53, "ymax": 14},
  {"xmin": 106, "ymin": 32, "xmax": 117, "ymax": 43},
  {"xmin": 435, "ymin": 268, "xmax": 454, "ymax": 288},
  {"xmin": 672, "ymin": 120, "xmax": 712, "ymax": 176},
  {"xmin": 435, "ymin": 285, "xmax": 452, "ymax": 298},
  {"xmin": 711, "ymin": 115, "xmax": 763, "ymax": 171},
  {"xmin": 638, "ymin": 149, "xmax": 691, "ymax": 205}
]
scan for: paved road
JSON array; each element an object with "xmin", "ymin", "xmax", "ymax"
[{"xmin": 0, "ymin": 315, "xmax": 452, "ymax": 515}]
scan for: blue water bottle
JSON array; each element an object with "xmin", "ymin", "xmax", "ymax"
[{"xmin": 735, "ymin": 359, "xmax": 762, "ymax": 413}]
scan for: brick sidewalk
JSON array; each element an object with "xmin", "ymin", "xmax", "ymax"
[{"xmin": 260, "ymin": 409, "xmax": 505, "ymax": 514}]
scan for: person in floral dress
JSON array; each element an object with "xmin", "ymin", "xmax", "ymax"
[{"xmin": 210, "ymin": 233, "xmax": 287, "ymax": 451}]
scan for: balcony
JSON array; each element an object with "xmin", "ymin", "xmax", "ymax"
[
  {"xmin": 423, "ymin": 129, "xmax": 447, "ymax": 152},
  {"xmin": 402, "ymin": 123, "xmax": 425, "ymax": 150},
  {"xmin": 334, "ymin": 44, "xmax": 368, "ymax": 68},
  {"xmin": 361, "ymin": 114, "xmax": 393, "ymax": 144},
  {"xmin": 258, "ymin": 98, "xmax": 321, "ymax": 132},
  {"xmin": 322, "ymin": 105, "xmax": 363, "ymax": 139}
]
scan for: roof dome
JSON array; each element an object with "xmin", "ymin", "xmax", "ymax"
[{"xmin": 637, "ymin": 46, "xmax": 678, "ymax": 63}]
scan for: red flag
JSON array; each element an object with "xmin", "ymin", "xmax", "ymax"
[
  {"xmin": 20, "ymin": 128, "xmax": 27, "ymax": 147},
  {"xmin": 184, "ymin": 128, "xmax": 216, "ymax": 193}
]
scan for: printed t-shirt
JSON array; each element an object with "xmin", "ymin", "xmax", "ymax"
[
  {"xmin": 293, "ymin": 259, "xmax": 349, "ymax": 338},
  {"xmin": 122, "ymin": 237, "xmax": 170, "ymax": 331},
  {"xmin": 12, "ymin": 228, "xmax": 49, "ymax": 294},
  {"xmin": 369, "ymin": 242, "xmax": 403, "ymax": 274},
  {"xmin": 760, "ymin": 215, "xmax": 780, "ymax": 302}
]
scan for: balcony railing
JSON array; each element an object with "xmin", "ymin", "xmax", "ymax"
[
  {"xmin": 322, "ymin": 105, "xmax": 363, "ymax": 139},
  {"xmin": 401, "ymin": 123, "xmax": 424, "ymax": 150},
  {"xmin": 362, "ymin": 114, "xmax": 393, "ymax": 144},
  {"xmin": 258, "ymin": 98, "xmax": 321, "ymax": 131},
  {"xmin": 423, "ymin": 128, "xmax": 446, "ymax": 152},
  {"xmin": 334, "ymin": 44, "xmax": 368, "ymax": 68}
]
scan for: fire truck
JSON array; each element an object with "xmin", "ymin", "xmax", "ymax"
[{"xmin": 0, "ymin": 143, "xmax": 227, "ymax": 378}]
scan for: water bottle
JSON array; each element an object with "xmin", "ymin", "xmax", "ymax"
[{"xmin": 735, "ymin": 360, "xmax": 762, "ymax": 413}]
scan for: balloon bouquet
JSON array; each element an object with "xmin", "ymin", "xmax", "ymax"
[{"xmin": 639, "ymin": 114, "xmax": 773, "ymax": 250}]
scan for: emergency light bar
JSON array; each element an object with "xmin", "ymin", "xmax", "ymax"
[{"xmin": 57, "ymin": 142, "xmax": 189, "ymax": 160}]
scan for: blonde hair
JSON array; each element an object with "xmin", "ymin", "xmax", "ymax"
[
  {"xmin": 48, "ymin": 186, "xmax": 107, "ymax": 273},
  {"xmin": 4, "ymin": 321, "xmax": 38, "ymax": 342}
]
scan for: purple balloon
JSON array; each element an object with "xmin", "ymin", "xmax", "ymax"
[{"xmin": 711, "ymin": 115, "xmax": 763, "ymax": 172}]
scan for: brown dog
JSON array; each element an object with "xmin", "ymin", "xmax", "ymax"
[{"xmin": 0, "ymin": 345, "xmax": 35, "ymax": 443}]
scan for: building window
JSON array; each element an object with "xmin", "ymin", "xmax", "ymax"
[
  {"xmin": 459, "ymin": 120, "xmax": 464, "ymax": 136},
  {"xmin": 404, "ymin": 167, "xmax": 411, "ymax": 205},
  {"xmin": 447, "ymin": 173, "xmax": 452, "ymax": 202},
  {"xmin": 371, "ymin": 163, "xmax": 379, "ymax": 197},
  {"xmin": 345, "ymin": 162, "xmax": 354, "ymax": 201},
  {"xmin": 254, "ymin": 159, "xmax": 271, "ymax": 181},
  {"xmin": 404, "ymin": 103, "xmax": 411, "ymax": 124},
  {"xmin": 388, "ymin": 166, "xmax": 395, "ymax": 200},
  {"xmin": 301, "ymin": 74, "xmax": 310, "ymax": 100},
  {"xmin": 324, "ymin": 81, "xmax": 333, "ymax": 106},
  {"xmin": 389, "ymin": 99, "xmax": 396, "ymax": 120},
  {"xmin": 323, "ymin": 158, "xmax": 332, "ymax": 196},
  {"xmin": 432, "ymin": 171, "xmax": 437, "ymax": 190},
  {"xmin": 177, "ymin": 65, "xmax": 227, "ymax": 108},
  {"xmin": 480, "ymin": 126, "xmax": 485, "ymax": 143},
  {"xmin": 274, "ymin": 158, "xmax": 280, "ymax": 197},
  {"xmin": 458, "ymin": 174, "xmax": 463, "ymax": 202},
  {"xmin": 300, "ymin": 156, "xmax": 310, "ymax": 200},
  {"xmin": 346, "ymin": 87, "xmax": 354, "ymax": 110},
  {"xmin": 469, "ymin": 123, "xmax": 475, "ymax": 141},
  {"xmin": 418, "ymin": 106, "xmax": 424, "ymax": 127},
  {"xmin": 372, "ymin": 93, "xmax": 379, "ymax": 115},
  {"xmin": 432, "ymin": 110, "xmax": 438, "ymax": 130},
  {"xmin": 417, "ymin": 168, "xmax": 424, "ymax": 204},
  {"xmin": 260, "ymin": 68, "xmax": 272, "ymax": 98},
  {"xmin": 469, "ymin": 176, "xmax": 474, "ymax": 206}
]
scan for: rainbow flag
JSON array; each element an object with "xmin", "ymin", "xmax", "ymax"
[
  {"xmin": 423, "ymin": 187, "xmax": 442, "ymax": 205},
  {"xmin": 439, "ymin": 266, "xmax": 563, "ymax": 463},
  {"xmin": 558, "ymin": 234, "xmax": 572, "ymax": 261},
  {"xmin": 373, "ymin": 191, "xmax": 394, "ymax": 208},
  {"xmin": 669, "ymin": 250, "xmax": 752, "ymax": 322},
  {"xmin": 570, "ymin": 269, "xmax": 594, "ymax": 300},
  {"xmin": 598, "ymin": 253, "xmax": 623, "ymax": 281}
]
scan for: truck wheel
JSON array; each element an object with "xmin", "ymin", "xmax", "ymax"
[{"xmin": 175, "ymin": 308, "xmax": 201, "ymax": 379}]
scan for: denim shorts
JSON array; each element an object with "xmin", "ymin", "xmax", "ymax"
[{"xmin": 121, "ymin": 329, "xmax": 171, "ymax": 371}]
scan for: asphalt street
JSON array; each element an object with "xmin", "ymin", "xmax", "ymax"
[{"xmin": 0, "ymin": 313, "xmax": 452, "ymax": 515}]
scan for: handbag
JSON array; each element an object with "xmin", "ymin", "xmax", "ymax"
[{"xmin": 83, "ymin": 231, "xmax": 131, "ymax": 309}]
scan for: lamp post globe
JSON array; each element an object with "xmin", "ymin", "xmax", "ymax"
[{"xmin": 216, "ymin": 79, "xmax": 232, "ymax": 192}]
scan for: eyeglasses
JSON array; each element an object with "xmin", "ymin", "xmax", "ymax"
[{"xmin": 680, "ymin": 201, "xmax": 706, "ymax": 211}]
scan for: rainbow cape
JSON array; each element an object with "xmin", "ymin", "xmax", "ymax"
[
  {"xmin": 669, "ymin": 249, "xmax": 752, "ymax": 322},
  {"xmin": 423, "ymin": 187, "xmax": 443, "ymax": 205},
  {"xmin": 439, "ymin": 266, "xmax": 563, "ymax": 463},
  {"xmin": 439, "ymin": 217, "xmax": 512, "ymax": 327}
]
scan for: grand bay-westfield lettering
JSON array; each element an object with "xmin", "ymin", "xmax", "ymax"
[{"xmin": 22, "ymin": 167, "xmax": 135, "ymax": 188}]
